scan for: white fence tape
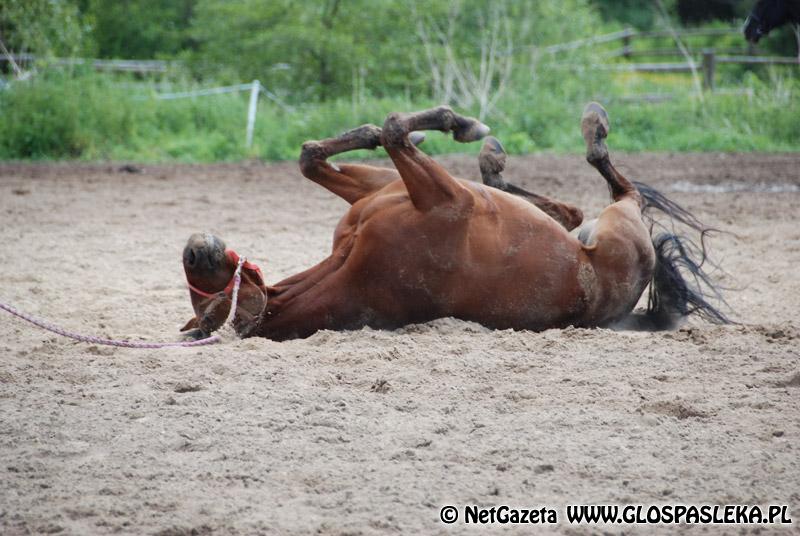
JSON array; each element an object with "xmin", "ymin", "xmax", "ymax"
[
  {"xmin": 155, "ymin": 83, "xmax": 254, "ymax": 99},
  {"xmin": 154, "ymin": 80, "xmax": 293, "ymax": 148}
]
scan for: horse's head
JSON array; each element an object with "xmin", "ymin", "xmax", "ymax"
[
  {"xmin": 181, "ymin": 233, "xmax": 267, "ymax": 337},
  {"xmin": 744, "ymin": 0, "xmax": 790, "ymax": 43}
]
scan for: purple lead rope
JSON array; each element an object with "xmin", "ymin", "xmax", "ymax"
[{"xmin": 0, "ymin": 256, "xmax": 246, "ymax": 349}]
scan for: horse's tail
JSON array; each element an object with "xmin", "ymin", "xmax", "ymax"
[{"xmin": 618, "ymin": 181, "xmax": 732, "ymax": 331}]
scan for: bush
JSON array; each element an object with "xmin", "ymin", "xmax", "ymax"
[{"xmin": 1, "ymin": 66, "xmax": 798, "ymax": 162}]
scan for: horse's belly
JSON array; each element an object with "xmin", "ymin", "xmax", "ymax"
[
  {"xmin": 340, "ymin": 192, "xmax": 591, "ymax": 330},
  {"xmin": 446, "ymin": 250, "xmax": 588, "ymax": 330}
]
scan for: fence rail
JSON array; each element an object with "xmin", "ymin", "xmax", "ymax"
[
  {"xmin": 613, "ymin": 51, "xmax": 798, "ymax": 90},
  {"xmin": 607, "ymin": 47, "xmax": 753, "ymax": 58},
  {"xmin": 635, "ymin": 27, "xmax": 741, "ymax": 38},
  {"xmin": 716, "ymin": 55, "xmax": 799, "ymax": 65},
  {"xmin": 539, "ymin": 26, "xmax": 798, "ymax": 91},
  {"xmin": 0, "ymin": 53, "xmax": 172, "ymax": 73},
  {"xmin": 540, "ymin": 27, "xmax": 742, "ymax": 55}
]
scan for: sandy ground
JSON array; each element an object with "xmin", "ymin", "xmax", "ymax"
[{"xmin": 1, "ymin": 152, "xmax": 799, "ymax": 535}]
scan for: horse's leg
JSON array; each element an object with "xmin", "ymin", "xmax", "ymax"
[
  {"xmin": 582, "ymin": 102, "xmax": 643, "ymax": 206},
  {"xmin": 579, "ymin": 103, "xmax": 646, "ymax": 243},
  {"xmin": 479, "ymin": 136, "xmax": 584, "ymax": 231},
  {"xmin": 260, "ymin": 270, "xmax": 375, "ymax": 341},
  {"xmin": 300, "ymin": 125, "xmax": 424, "ymax": 205},
  {"xmin": 266, "ymin": 231, "xmax": 355, "ymax": 308},
  {"xmin": 380, "ymin": 106, "xmax": 489, "ymax": 212},
  {"xmin": 578, "ymin": 103, "xmax": 655, "ymax": 323},
  {"xmin": 299, "ymin": 124, "xmax": 391, "ymax": 204}
]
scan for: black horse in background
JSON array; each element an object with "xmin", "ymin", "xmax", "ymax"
[{"xmin": 744, "ymin": 0, "xmax": 800, "ymax": 42}]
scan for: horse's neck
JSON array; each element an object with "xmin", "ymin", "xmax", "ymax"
[{"xmin": 787, "ymin": 0, "xmax": 800, "ymax": 23}]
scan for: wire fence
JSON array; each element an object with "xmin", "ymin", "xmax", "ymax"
[
  {"xmin": 532, "ymin": 25, "xmax": 798, "ymax": 93},
  {"xmin": 1, "ymin": 27, "xmax": 797, "ymax": 148},
  {"xmin": 152, "ymin": 80, "xmax": 293, "ymax": 148}
]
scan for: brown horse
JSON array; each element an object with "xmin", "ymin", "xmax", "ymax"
[{"xmin": 181, "ymin": 103, "xmax": 728, "ymax": 341}]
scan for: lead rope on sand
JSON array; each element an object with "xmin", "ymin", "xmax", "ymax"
[{"xmin": 0, "ymin": 256, "xmax": 247, "ymax": 348}]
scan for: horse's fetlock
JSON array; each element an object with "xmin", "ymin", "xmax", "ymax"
[
  {"xmin": 384, "ymin": 112, "xmax": 404, "ymax": 126},
  {"xmin": 354, "ymin": 124, "xmax": 382, "ymax": 148},
  {"xmin": 301, "ymin": 140, "xmax": 324, "ymax": 154},
  {"xmin": 299, "ymin": 141, "xmax": 328, "ymax": 174},
  {"xmin": 344, "ymin": 124, "xmax": 381, "ymax": 142},
  {"xmin": 586, "ymin": 153, "xmax": 602, "ymax": 166},
  {"xmin": 381, "ymin": 113, "xmax": 409, "ymax": 147}
]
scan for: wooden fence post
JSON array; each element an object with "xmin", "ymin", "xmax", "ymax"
[
  {"xmin": 622, "ymin": 31, "xmax": 632, "ymax": 59},
  {"xmin": 245, "ymin": 80, "xmax": 260, "ymax": 148},
  {"xmin": 702, "ymin": 50, "xmax": 716, "ymax": 91}
]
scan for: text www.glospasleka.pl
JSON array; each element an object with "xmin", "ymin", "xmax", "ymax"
[{"xmin": 438, "ymin": 504, "xmax": 793, "ymax": 525}]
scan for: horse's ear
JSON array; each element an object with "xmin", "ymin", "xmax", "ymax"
[{"xmin": 180, "ymin": 317, "xmax": 199, "ymax": 332}]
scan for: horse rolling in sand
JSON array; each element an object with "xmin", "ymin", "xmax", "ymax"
[{"xmin": 181, "ymin": 103, "xmax": 729, "ymax": 341}]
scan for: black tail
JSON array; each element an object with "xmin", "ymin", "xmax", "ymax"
[{"xmin": 617, "ymin": 181, "xmax": 732, "ymax": 331}]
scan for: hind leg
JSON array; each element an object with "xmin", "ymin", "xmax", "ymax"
[
  {"xmin": 479, "ymin": 137, "xmax": 584, "ymax": 231},
  {"xmin": 381, "ymin": 106, "xmax": 489, "ymax": 212},
  {"xmin": 579, "ymin": 103, "xmax": 648, "ymax": 243},
  {"xmin": 300, "ymin": 125, "xmax": 423, "ymax": 205},
  {"xmin": 582, "ymin": 102, "xmax": 643, "ymax": 206},
  {"xmin": 579, "ymin": 103, "xmax": 655, "ymax": 323}
]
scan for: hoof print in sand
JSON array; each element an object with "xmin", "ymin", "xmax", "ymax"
[
  {"xmin": 173, "ymin": 382, "xmax": 203, "ymax": 394},
  {"xmin": 370, "ymin": 379, "xmax": 390, "ymax": 393},
  {"xmin": 639, "ymin": 401, "xmax": 708, "ymax": 420}
]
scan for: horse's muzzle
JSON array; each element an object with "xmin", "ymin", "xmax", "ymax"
[
  {"xmin": 743, "ymin": 16, "xmax": 764, "ymax": 43},
  {"xmin": 183, "ymin": 233, "xmax": 227, "ymax": 273}
]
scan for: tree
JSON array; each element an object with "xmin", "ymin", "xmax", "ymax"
[
  {"xmin": 187, "ymin": 0, "xmax": 424, "ymax": 101},
  {"xmin": 85, "ymin": 0, "xmax": 196, "ymax": 59},
  {"xmin": 0, "ymin": 0, "xmax": 86, "ymax": 74}
]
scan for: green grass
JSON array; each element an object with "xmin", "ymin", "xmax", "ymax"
[{"xmin": 1, "ymin": 68, "xmax": 798, "ymax": 163}]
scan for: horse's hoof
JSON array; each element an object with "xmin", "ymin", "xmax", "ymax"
[
  {"xmin": 581, "ymin": 102, "xmax": 610, "ymax": 164},
  {"xmin": 479, "ymin": 136, "xmax": 507, "ymax": 176},
  {"xmin": 582, "ymin": 102, "xmax": 609, "ymax": 137},
  {"xmin": 484, "ymin": 135, "xmax": 506, "ymax": 154},
  {"xmin": 452, "ymin": 116, "xmax": 490, "ymax": 143},
  {"xmin": 409, "ymin": 131, "xmax": 426, "ymax": 146},
  {"xmin": 181, "ymin": 328, "xmax": 209, "ymax": 341}
]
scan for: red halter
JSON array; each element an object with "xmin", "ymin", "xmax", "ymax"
[{"xmin": 187, "ymin": 250, "xmax": 264, "ymax": 299}]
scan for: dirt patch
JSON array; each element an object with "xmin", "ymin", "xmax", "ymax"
[{"xmin": 1, "ymin": 153, "xmax": 799, "ymax": 534}]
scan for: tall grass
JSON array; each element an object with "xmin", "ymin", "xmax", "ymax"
[{"xmin": 0, "ymin": 67, "xmax": 798, "ymax": 162}]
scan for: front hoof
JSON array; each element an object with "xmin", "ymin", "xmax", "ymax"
[
  {"xmin": 479, "ymin": 136, "xmax": 507, "ymax": 175},
  {"xmin": 181, "ymin": 328, "xmax": 210, "ymax": 341},
  {"xmin": 453, "ymin": 116, "xmax": 490, "ymax": 143},
  {"xmin": 409, "ymin": 131, "xmax": 426, "ymax": 146}
]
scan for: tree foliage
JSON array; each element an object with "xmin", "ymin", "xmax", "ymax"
[
  {"xmin": 187, "ymin": 0, "xmax": 435, "ymax": 100},
  {"xmin": 86, "ymin": 0, "xmax": 196, "ymax": 59},
  {"xmin": 1, "ymin": 0, "xmax": 796, "ymax": 105},
  {"xmin": 0, "ymin": 0, "xmax": 86, "ymax": 58}
]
